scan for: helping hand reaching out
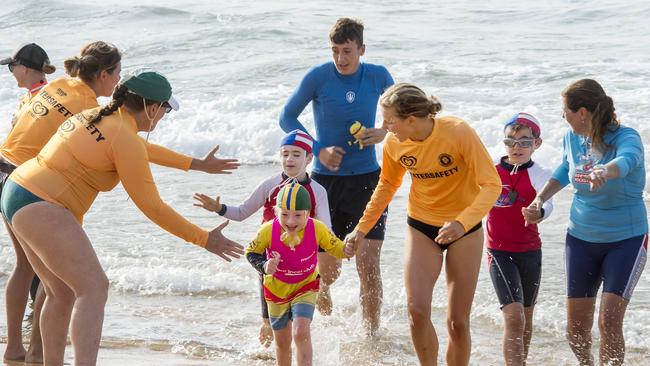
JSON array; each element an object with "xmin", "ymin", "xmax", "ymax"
[
  {"xmin": 191, "ymin": 145, "xmax": 240, "ymax": 174},
  {"xmin": 344, "ymin": 230, "xmax": 365, "ymax": 256},
  {"xmin": 343, "ymin": 239, "xmax": 357, "ymax": 258},
  {"xmin": 205, "ymin": 220, "xmax": 245, "ymax": 261},
  {"xmin": 522, "ymin": 196, "xmax": 545, "ymax": 226},
  {"xmin": 193, "ymin": 193, "xmax": 222, "ymax": 213}
]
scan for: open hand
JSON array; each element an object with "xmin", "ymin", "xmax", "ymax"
[
  {"xmin": 192, "ymin": 145, "xmax": 240, "ymax": 174},
  {"xmin": 264, "ymin": 251, "xmax": 281, "ymax": 275},
  {"xmin": 434, "ymin": 220, "xmax": 466, "ymax": 245},
  {"xmin": 205, "ymin": 220, "xmax": 244, "ymax": 261},
  {"xmin": 193, "ymin": 193, "xmax": 221, "ymax": 212}
]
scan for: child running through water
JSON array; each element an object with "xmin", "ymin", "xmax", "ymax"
[
  {"xmin": 193, "ymin": 129, "xmax": 333, "ymax": 348},
  {"xmin": 245, "ymin": 182, "xmax": 355, "ymax": 366},
  {"xmin": 485, "ymin": 112, "xmax": 554, "ymax": 365}
]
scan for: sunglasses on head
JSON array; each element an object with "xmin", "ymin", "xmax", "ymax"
[{"xmin": 503, "ymin": 137, "xmax": 535, "ymax": 148}]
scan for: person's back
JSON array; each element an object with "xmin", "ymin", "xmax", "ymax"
[
  {"xmin": 2, "ymin": 77, "xmax": 98, "ymax": 166},
  {"xmin": 2, "ymin": 41, "xmax": 122, "ymax": 167}
]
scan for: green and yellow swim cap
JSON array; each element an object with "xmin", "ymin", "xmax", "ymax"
[{"xmin": 276, "ymin": 182, "xmax": 311, "ymax": 211}]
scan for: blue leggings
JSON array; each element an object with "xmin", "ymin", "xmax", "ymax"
[{"xmin": 566, "ymin": 233, "xmax": 647, "ymax": 300}]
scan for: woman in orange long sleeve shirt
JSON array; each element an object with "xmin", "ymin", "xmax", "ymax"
[
  {"xmin": 347, "ymin": 83, "xmax": 501, "ymax": 366},
  {"xmin": 1, "ymin": 70, "xmax": 245, "ymax": 366}
]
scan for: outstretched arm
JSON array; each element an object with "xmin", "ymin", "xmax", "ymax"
[{"xmin": 144, "ymin": 139, "xmax": 239, "ymax": 174}]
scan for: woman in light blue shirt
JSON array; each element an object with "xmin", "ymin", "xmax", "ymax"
[{"xmin": 524, "ymin": 79, "xmax": 646, "ymax": 366}]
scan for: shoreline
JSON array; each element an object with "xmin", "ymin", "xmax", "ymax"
[{"xmin": 1, "ymin": 342, "xmax": 223, "ymax": 366}]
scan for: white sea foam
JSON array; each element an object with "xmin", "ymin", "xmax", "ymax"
[{"xmin": 1, "ymin": 0, "xmax": 649, "ymax": 363}]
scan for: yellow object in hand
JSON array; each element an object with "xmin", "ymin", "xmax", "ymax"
[{"xmin": 347, "ymin": 121, "xmax": 366, "ymax": 149}]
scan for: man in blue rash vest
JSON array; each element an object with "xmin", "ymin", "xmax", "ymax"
[{"xmin": 279, "ymin": 17, "xmax": 393, "ymax": 334}]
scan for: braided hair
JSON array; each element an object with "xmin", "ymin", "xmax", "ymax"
[{"xmin": 87, "ymin": 85, "xmax": 129, "ymax": 124}]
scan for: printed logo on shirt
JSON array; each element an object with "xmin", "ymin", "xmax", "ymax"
[
  {"xmin": 400, "ymin": 155, "xmax": 417, "ymax": 167},
  {"xmin": 411, "ymin": 166, "xmax": 459, "ymax": 179},
  {"xmin": 574, "ymin": 154, "xmax": 595, "ymax": 185},
  {"xmin": 60, "ymin": 120, "xmax": 76, "ymax": 133},
  {"xmin": 31, "ymin": 101, "xmax": 49, "ymax": 117},
  {"xmin": 85, "ymin": 121, "xmax": 105, "ymax": 142},
  {"xmin": 346, "ymin": 91, "xmax": 355, "ymax": 103},
  {"xmin": 35, "ymin": 89, "xmax": 73, "ymax": 119},
  {"xmin": 494, "ymin": 185, "xmax": 516, "ymax": 207},
  {"xmin": 439, "ymin": 153, "xmax": 453, "ymax": 167}
]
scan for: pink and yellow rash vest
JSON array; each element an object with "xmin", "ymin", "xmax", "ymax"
[{"xmin": 246, "ymin": 217, "xmax": 347, "ymax": 303}]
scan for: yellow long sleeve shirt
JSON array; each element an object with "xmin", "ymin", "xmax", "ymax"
[
  {"xmin": 11, "ymin": 107, "xmax": 207, "ymax": 246},
  {"xmin": 356, "ymin": 116, "xmax": 501, "ymax": 233},
  {"xmin": 1, "ymin": 77, "xmax": 192, "ymax": 170}
]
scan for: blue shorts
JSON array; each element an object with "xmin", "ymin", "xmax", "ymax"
[
  {"xmin": 488, "ymin": 249, "xmax": 542, "ymax": 308},
  {"xmin": 566, "ymin": 233, "xmax": 647, "ymax": 300},
  {"xmin": 1, "ymin": 179, "xmax": 45, "ymax": 224}
]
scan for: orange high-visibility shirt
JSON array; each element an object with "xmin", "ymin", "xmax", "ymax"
[
  {"xmin": 11, "ymin": 107, "xmax": 207, "ymax": 247},
  {"xmin": 356, "ymin": 116, "xmax": 501, "ymax": 234}
]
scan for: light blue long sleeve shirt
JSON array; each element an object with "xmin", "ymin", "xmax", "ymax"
[{"xmin": 552, "ymin": 125, "xmax": 647, "ymax": 242}]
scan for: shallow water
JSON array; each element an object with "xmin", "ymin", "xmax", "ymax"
[{"xmin": 1, "ymin": 0, "xmax": 650, "ymax": 364}]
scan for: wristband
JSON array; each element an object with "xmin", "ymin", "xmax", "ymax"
[{"xmin": 217, "ymin": 204, "xmax": 227, "ymax": 216}]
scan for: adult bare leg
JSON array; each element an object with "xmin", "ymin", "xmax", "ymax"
[
  {"xmin": 444, "ymin": 229, "xmax": 483, "ymax": 366},
  {"xmin": 566, "ymin": 297, "xmax": 596, "ymax": 366},
  {"xmin": 316, "ymin": 253, "xmax": 341, "ymax": 315},
  {"xmin": 598, "ymin": 293, "xmax": 629, "ymax": 366},
  {"xmin": 12, "ymin": 227, "xmax": 74, "ymax": 366},
  {"xmin": 12, "ymin": 202, "xmax": 109, "ymax": 366},
  {"xmin": 356, "ymin": 238, "xmax": 383, "ymax": 335},
  {"xmin": 404, "ymin": 226, "xmax": 443, "ymax": 366},
  {"xmin": 2, "ymin": 219, "xmax": 33, "ymax": 362},
  {"xmin": 25, "ymin": 284, "xmax": 45, "ymax": 363}
]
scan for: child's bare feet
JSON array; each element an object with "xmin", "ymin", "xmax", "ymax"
[
  {"xmin": 259, "ymin": 319, "xmax": 274, "ymax": 348},
  {"xmin": 316, "ymin": 286, "xmax": 333, "ymax": 315}
]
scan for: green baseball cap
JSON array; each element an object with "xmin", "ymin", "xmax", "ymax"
[{"xmin": 119, "ymin": 68, "xmax": 179, "ymax": 111}]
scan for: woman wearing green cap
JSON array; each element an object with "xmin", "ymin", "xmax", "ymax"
[{"xmin": 1, "ymin": 69, "xmax": 246, "ymax": 366}]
